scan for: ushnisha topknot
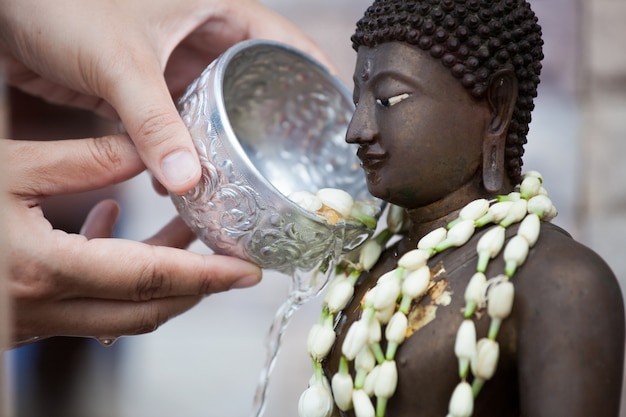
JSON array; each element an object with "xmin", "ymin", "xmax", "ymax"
[{"xmin": 351, "ymin": 0, "xmax": 543, "ymax": 185}]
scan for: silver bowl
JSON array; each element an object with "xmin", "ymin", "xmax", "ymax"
[{"xmin": 171, "ymin": 40, "xmax": 377, "ymax": 274}]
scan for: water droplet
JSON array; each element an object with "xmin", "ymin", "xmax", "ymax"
[{"xmin": 96, "ymin": 337, "xmax": 119, "ymax": 347}]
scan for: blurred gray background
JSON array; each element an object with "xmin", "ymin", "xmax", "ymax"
[{"xmin": 6, "ymin": 0, "xmax": 626, "ymax": 416}]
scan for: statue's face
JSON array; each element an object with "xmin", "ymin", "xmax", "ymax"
[{"xmin": 347, "ymin": 42, "xmax": 491, "ymax": 209}]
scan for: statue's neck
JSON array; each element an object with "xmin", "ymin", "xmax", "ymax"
[{"xmin": 403, "ymin": 174, "xmax": 511, "ymax": 241}]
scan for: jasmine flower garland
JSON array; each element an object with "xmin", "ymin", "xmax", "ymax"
[{"xmin": 298, "ymin": 171, "xmax": 558, "ymax": 417}]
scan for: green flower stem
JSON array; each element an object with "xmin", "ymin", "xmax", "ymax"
[
  {"xmin": 458, "ymin": 357, "xmax": 470, "ymax": 379},
  {"xmin": 372, "ymin": 342, "xmax": 385, "ymax": 365},
  {"xmin": 355, "ymin": 214, "xmax": 378, "ymax": 229},
  {"xmin": 339, "ymin": 356, "xmax": 349, "ymax": 375},
  {"xmin": 348, "ymin": 269, "xmax": 362, "ymax": 285},
  {"xmin": 475, "ymin": 214, "xmax": 494, "ymax": 228},
  {"xmin": 313, "ymin": 360, "xmax": 324, "ymax": 382},
  {"xmin": 476, "ymin": 251, "xmax": 490, "ymax": 273},
  {"xmin": 320, "ymin": 306, "xmax": 331, "ymax": 323},
  {"xmin": 504, "ymin": 260, "xmax": 517, "ymax": 277},
  {"xmin": 488, "ymin": 318, "xmax": 502, "ymax": 340},
  {"xmin": 399, "ymin": 294, "xmax": 413, "ymax": 315},
  {"xmin": 472, "ymin": 377, "xmax": 486, "ymax": 397},
  {"xmin": 434, "ymin": 240, "xmax": 453, "ymax": 253},
  {"xmin": 385, "ymin": 342, "xmax": 399, "ymax": 361},
  {"xmin": 375, "ymin": 228, "xmax": 393, "ymax": 245},
  {"xmin": 354, "ymin": 368, "xmax": 367, "ymax": 389},
  {"xmin": 376, "ymin": 396, "xmax": 389, "ymax": 417},
  {"xmin": 463, "ymin": 300, "xmax": 477, "ymax": 319},
  {"xmin": 446, "ymin": 217, "xmax": 462, "ymax": 230}
]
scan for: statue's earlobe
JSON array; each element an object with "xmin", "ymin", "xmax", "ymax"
[{"xmin": 483, "ymin": 69, "xmax": 518, "ymax": 193}]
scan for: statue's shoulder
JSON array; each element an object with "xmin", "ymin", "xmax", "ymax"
[
  {"xmin": 514, "ymin": 221, "xmax": 623, "ymax": 322},
  {"xmin": 523, "ymin": 221, "xmax": 617, "ymax": 283}
]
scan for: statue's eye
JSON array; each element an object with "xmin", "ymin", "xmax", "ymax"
[{"xmin": 376, "ymin": 93, "xmax": 410, "ymax": 108}]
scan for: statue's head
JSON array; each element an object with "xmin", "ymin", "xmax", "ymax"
[{"xmin": 350, "ymin": 0, "xmax": 543, "ymax": 190}]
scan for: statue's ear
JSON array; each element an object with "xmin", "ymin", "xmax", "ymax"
[{"xmin": 482, "ymin": 69, "xmax": 518, "ymax": 192}]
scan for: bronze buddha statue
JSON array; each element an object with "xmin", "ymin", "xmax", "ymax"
[{"xmin": 308, "ymin": 1, "xmax": 625, "ymax": 416}]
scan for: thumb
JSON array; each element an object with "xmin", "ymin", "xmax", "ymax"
[{"xmin": 107, "ymin": 63, "xmax": 201, "ymax": 195}]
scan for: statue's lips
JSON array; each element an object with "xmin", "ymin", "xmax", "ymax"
[{"xmin": 357, "ymin": 149, "xmax": 387, "ymax": 170}]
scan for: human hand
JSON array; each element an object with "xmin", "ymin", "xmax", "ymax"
[
  {"xmin": 0, "ymin": 0, "xmax": 331, "ymax": 194},
  {"xmin": 2, "ymin": 135, "xmax": 262, "ymax": 349}
]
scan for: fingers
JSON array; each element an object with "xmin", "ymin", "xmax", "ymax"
[
  {"xmin": 14, "ymin": 295, "xmax": 203, "ymax": 341},
  {"xmin": 4, "ymin": 136, "xmax": 145, "ymax": 196},
  {"xmin": 105, "ymin": 60, "xmax": 202, "ymax": 195},
  {"xmin": 150, "ymin": 174, "xmax": 170, "ymax": 196},
  {"xmin": 56, "ymin": 234, "xmax": 262, "ymax": 301},
  {"xmin": 67, "ymin": 296, "xmax": 202, "ymax": 338},
  {"xmin": 80, "ymin": 199, "xmax": 121, "ymax": 239},
  {"xmin": 142, "ymin": 216, "xmax": 197, "ymax": 249}
]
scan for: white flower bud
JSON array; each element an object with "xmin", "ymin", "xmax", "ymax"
[
  {"xmin": 546, "ymin": 204, "xmax": 558, "ymax": 222},
  {"xmin": 352, "ymin": 389, "xmax": 376, "ymax": 417},
  {"xmin": 454, "ymin": 319, "xmax": 476, "ymax": 378},
  {"xmin": 298, "ymin": 383, "xmax": 333, "ymax": 417},
  {"xmin": 417, "ymin": 227, "xmax": 447, "ymax": 252},
  {"xmin": 398, "ymin": 248, "xmax": 431, "ymax": 270},
  {"xmin": 316, "ymin": 188, "xmax": 354, "ymax": 218},
  {"xmin": 358, "ymin": 239, "xmax": 383, "ymax": 271},
  {"xmin": 374, "ymin": 360, "xmax": 398, "ymax": 399},
  {"xmin": 385, "ymin": 312, "xmax": 408, "ymax": 345},
  {"xmin": 351, "ymin": 200, "xmax": 380, "ymax": 229},
  {"xmin": 363, "ymin": 285, "xmax": 377, "ymax": 307},
  {"xmin": 401, "ymin": 265, "xmax": 431, "ymax": 299},
  {"xmin": 386, "ymin": 204, "xmax": 406, "ymax": 234},
  {"xmin": 363, "ymin": 365, "xmax": 380, "ymax": 397},
  {"xmin": 289, "ymin": 191, "xmax": 323, "ymax": 213},
  {"xmin": 377, "ymin": 269, "xmax": 398, "ymax": 284},
  {"xmin": 307, "ymin": 322, "xmax": 336, "ymax": 360},
  {"xmin": 354, "ymin": 348, "xmax": 375, "ymax": 374},
  {"xmin": 448, "ymin": 381, "xmax": 474, "ymax": 417},
  {"xmin": 373, "ymin": 277, "xmax": 401, "ymax": 311},
  {"xmin": 527, "ymin": 194, "xmax": 555, "ymax": 220},
  {"xmin": 367, "ymin": 317, "xmax": 382, "ymax": 344},
  {"xmin": 375, "ymin": 303, "xmax": 396, "ymax": 324},
  {"xmin": 517, "ymin": 213, "xmax": 540, "ymax": 247},
  {"xmin": 331, "ymin": 372, "xmax": 354, "ymax": 412},
  {"xmin": 447, "ymin": 219, "xmax": 476, "ymax": 245},
  {"xmin": 459, "ymin": 198, "xmax": 490, "ymax": 221},
  {"xmin": 352, "ymin": 200, "xmax": 380, "ymax": 219},
  {"xmin": 342, "ymin": 320, "xmax": 369, "ymax": 360},
  {"xmin": 523, "ymin": 170, "xmax": 543, "ymax": 181},
  {"xmin": 476, "ymin": 225, "xmax": 506, "ymax": 272},
  {"xmin": 454, "ymin": 319, "xmax": 477, "ymax": 359},
  {"xmin": 324, "ymin": 279, "xmax": 354, "ymax": 313},
  {"xmin": 436, "ymin": 219, "xmax": 475, "ymax": 251},
  {"xmin": 520, "ymin": 175, "xmax": 542, "ymax": 199},
  {"xmin": 487, "ymin": 280, "xmax": 515, "ymax": 320},
  {"xmin": 499, "ymin": 199, "xmax": 528, "ymax": 228},
  {"xmin": 476, "ymin": 201, "xmax": 513, "ymax": 226},
  {"xmin": 503, "ymin": 235, "xmax": 529, "ymax": 276},
  {"xmin": 308, "ymin": 373, "xmax": 331, "ymax": 392},
  {"xmin": 471, "ymin": 338, "xmax": 500, "ymax": 380},
  {"xmin": 464, "ymin": 272, "xmax": 487, "ymax": 316}
]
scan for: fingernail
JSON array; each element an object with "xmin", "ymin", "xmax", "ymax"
[
  {"xmin": 230, "ymin": 275, "xmax": 261, "ymax": 289},
  {"xmin": 161, "ymin": 150, "xmax": 199, "ymax": 188}
]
